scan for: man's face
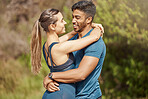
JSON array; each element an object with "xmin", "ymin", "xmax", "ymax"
[{"xmin": 72, "ymin": 9, "xmax": 88, "ymax": 32}]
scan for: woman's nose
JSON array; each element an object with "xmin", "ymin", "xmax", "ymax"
[{"xmin": 64, "ymin": 20, "xmax": 67, "ymax": 24}]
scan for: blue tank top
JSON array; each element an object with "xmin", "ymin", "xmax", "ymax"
[
  {"xmin": 42, "ymin": 42, "xmax": 75, "ymax": 72},
  {"xmin": 42, "ymin": 42, "xmax": 76, "ymax": 99}
]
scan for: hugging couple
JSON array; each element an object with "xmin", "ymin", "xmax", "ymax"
[{"xmin": 31, "ymin": 0, "xmax": 106, "ymax": 99}]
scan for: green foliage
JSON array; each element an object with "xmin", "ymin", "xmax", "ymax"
[
  {"xmin": 54, "ymin": 0, "xmax": 148, "ymax": 98},
  {"xmin": 93, "ymin": 0, "xmax": 148, "ymax": 98},
  {"xmin": 0, "ymin": 53, "xmax": 49, "ymax": 99},
  {"xmin": 0, "ymin": 0, "xmax": 148, "ymax": 99}
]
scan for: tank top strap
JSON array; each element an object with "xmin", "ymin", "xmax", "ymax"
[
  {"xmin": 48, "ymin": 42, "xmax": 59, "ymax": 69},
  {"xmin": 44, "ymin": 45, "xmax": 49, "ymax": 58},
  {"xmin": 44, "ymin": 44, "xmax": 57, "ymax": 65},
  {"xmin": 43, "ymin": 42, "xmax": 48, "ymax": 63}
]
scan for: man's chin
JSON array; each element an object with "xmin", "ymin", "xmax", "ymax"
[
  {"xmin": 74, "ymin": 29, "xmax": 78, "ymax": 32},
  {"xmin": 74, "ymin": 28, "xmax": 80, "ymax": 32}
]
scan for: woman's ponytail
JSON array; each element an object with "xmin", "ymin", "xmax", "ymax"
[
  {"xmin": 31, "ymin": 20, "xmax": 42, "ymax": 75},
  {"xmin": 30, "ymin": 8, "xmax": 59, "ymax": 75}
]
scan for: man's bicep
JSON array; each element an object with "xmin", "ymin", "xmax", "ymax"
[{"xmin": 78, "ymin": 56, "xmax": 99, "ymax": 79}]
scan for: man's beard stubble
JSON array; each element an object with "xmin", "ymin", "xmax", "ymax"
[{"xmin": 75, "ymin": 22, "xmax": 87, "ymax": 33}]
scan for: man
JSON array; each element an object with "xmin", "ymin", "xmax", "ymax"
[{"xmin": 43, "ymin": 1, "xmax": 106, "ymax": 99}]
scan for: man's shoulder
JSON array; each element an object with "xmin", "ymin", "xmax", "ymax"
[
  {"xmin": 96, "ymin": 37, "xmax": 105, "ymax": 44},
  {"xmin": 84, "ymin": 37, "xmax": 106, "ymax": 58},
  {"xmin": 87, "ymin": 37, "xmax": 105, "ymax": 49}
]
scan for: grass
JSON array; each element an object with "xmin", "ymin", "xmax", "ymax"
[{"xmin": 0, "ymin": 53, "xmax": 49, "ymax": 99}]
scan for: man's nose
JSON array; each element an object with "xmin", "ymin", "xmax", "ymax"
[{"xmin": 72, "ymin": 18, "xmax": 76, "ymax": 23}]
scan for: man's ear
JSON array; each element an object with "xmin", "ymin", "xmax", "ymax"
[
  {"xmin": 48, "ymin": 24, "xmax": 56, "ymax": 31},
  {"xmin": 86, "ymin": 17, "xmax": 92, "ymax": 24}
]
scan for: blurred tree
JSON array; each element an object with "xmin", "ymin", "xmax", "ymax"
[
  {"xmin": 62, "ymin": 0, "xmax": 148, "ymax": 98},
  {"xmin": 0, "ymin": 0, "xmax": 147, "ymax": 98},
  {"xmin": 92, "ymin": 0, "xmax": 148, "ymax": 98}
]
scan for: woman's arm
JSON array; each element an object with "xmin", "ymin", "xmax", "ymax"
[
  {"xmin": 59, "ymin": 23, "xmax": 104, "ymax": 43},
  {"xmin": 55, "ymin": 28, "xmax": 101, "ymax": 54},
  {"xmin": 59, "ymin": 30, "xmax": 77, "ymax": 43}
]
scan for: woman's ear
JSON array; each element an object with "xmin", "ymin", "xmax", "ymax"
[
  {"xmin": 86, "ymin": 17, "xmax": 92, "ymax": 24},
  {"xmin": 48, "ymin": 24, "xmax": 56, "ymax": 31}
]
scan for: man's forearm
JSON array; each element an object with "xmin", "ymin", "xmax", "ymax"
[
  {"xmin": 52, "ymin": 56, "xmax": 99, "ymax": 83},
  {"xmin": 52, "ymin": 68, "xmax": 85, "ymax": 83}
]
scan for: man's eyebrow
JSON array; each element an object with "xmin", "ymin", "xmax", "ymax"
[
  {"xmin": 73, "ymin": 15, "xmax": 81, "ymax": 17},
  {"xmin": 75, "ymin": 15, "xmax": 81, "ymax": 18}
]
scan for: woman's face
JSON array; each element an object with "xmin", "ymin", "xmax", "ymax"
[{"xmin": 54, "ymin": 12, "xmax": 67, "ymax": 34}]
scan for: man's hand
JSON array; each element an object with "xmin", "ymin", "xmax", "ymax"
[{"xmin": 43, "ymin": 75, "xmax": 60, "ymax": 92}]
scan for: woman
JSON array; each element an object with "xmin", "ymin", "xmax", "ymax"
[{"xmin": 31, "ymin": 8, "xmax": 102, "ymax": 99}]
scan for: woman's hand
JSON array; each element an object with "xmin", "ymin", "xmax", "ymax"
[
  {"xmin": 92, "ymin": 23, "xmax": 104, "ymax": 37},
  {"xmin": 89, "ymin": 28, "xmax": 101, "ymax": 41},
  {"xmin": 43, "ymin": 75, "xmax": 60, "ymax": 92},
  {"xmin": 47, "ymin": 81, "xmax": 60, "ymax": 92}
]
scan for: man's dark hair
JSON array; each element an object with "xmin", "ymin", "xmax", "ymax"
[{"xmin": 72, "ymin": 0, "xmax": 96, "ymax": 21}]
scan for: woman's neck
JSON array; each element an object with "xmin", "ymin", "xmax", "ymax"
[{"xmin": 46, "ymin": 31, "xmax": 59, "ymax": 46}]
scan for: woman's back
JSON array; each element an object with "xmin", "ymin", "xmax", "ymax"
[
  {"xmin": 43, "ymin": 42, "xmax": 71, "ymax": 67},
  {"xmin": 42, "ymin": 42, "xmax": 76, "ymax": 99}
]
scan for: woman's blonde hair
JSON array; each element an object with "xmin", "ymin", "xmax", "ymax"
[
  {"xmin": 31, "ymin": 20, "xmax": 41, "ymax": 74},
  {"xmin": 31, "ymin": 8, "xmax": 59, "ymax": 74}
]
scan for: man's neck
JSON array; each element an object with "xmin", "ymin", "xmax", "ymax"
[{"xmin": 78, "ymin": 25, "xmax": 92, "ymax": 38}]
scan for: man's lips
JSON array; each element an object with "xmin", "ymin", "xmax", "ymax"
[{"xmin": 73, "ymin": 24, "xmax": 78, "ymax": 28}]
